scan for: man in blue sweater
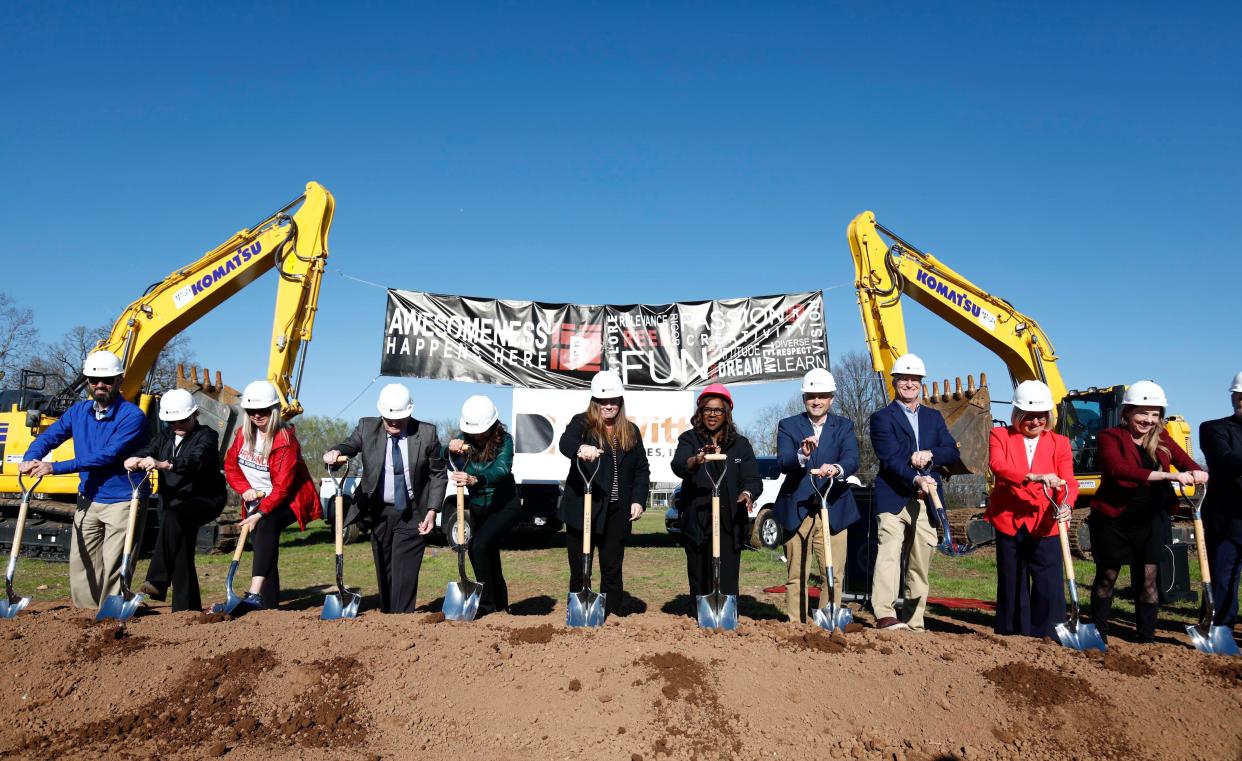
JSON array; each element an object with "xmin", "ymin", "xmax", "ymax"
[{"xmin": 19, "ymin": 350, "xmax": 148, "ymax": 608}]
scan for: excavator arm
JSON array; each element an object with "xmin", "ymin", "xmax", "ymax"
[
  {"xmin": 97, "ymin": 182, "xmax": 334, "ymax": 417},
  {"xmin": 848, "ymin": 211, "xmax": 1068, "ymax": 402}
]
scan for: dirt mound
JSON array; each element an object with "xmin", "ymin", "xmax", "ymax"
[
  {"xmin": 197, "ymin": 611, "xmax": 232, "ymax": 624},
  {"xmin": 983, "ymin": 661, "xmax": 1099, "ymax": 707},
  {"xmin": 1204, "ymin": 658, "xmax": 1242, "ymax": 687},
  {"xmin": 63, "ymin": 621, "xmax": 149, "ymax": 661},
  {"xmin": 0, "ymin": 604, "xmax": 1238, "ymax": 760},
  {"xmin": 421, "ymin": 611, "xmax": 446, "ymax": 624},
  {"xmin": 508, "ymin": 623, "xmax": 561, "ymax": 645}
]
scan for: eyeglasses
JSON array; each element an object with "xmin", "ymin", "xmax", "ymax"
[
  {"xmin": 702, "ymin": 407, "xmax": 727, "ymax": 417},
  {"xmin": 893, "ymin": 376, "xmax": 922, "ymax": 386},
  {"xmin": 86, "ymin": 376, "xmax": 116, "ymax": 386}
]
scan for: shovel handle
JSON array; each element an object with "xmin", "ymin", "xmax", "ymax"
[
  {"xmin": 582, "ymin": 493, "xmax": 592, "ymax": 554},
  {"xmin": 711, "ymin": 494, "xmax": 721, "ymax": 560},
  {"xmin": 819, "ymin": 502, "xmax": 834, "ymax": 571},
  {"xmin": 1193, "ymin": 516, "xmax": 1212, "ymax": 585},
  {"xmin": 456, "ymin": 484, "xmax": 466, "ymax": 546},
  {"xmin": 334, "ymin": 494, "xmax": 345, "ymax": 555},
  {"xmin": 233, "ymin": 521, "xmax": 252, "ymax": 563},
  {"xmin": 122, "ymin": 493, "xmax": 142, "ymax": 559},
  {"xmin": 1057, "ymin": 518, "xmax": 1077, "ymax": 586}
]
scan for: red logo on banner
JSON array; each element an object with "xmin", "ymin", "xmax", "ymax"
[{"xmin": 550, "ymin": 323, "xmax": 602, "ymax": 372}]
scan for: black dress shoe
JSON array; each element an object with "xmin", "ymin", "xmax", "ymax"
[{"xmin": 138, "ymin": 581, "xmax": 166, "ymax": 602}]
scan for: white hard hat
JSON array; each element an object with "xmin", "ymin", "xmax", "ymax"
[
  {"xmin": 1121, "ymin": 380, "xmax": 1167, "ymax": 409},
  {"xmin": 1012, "ymin": 380, "xmax": 1054, "ymax": 412},
  {"xmin": 241, "ymin": 380, "xmax": 280, "ymax": 410},
  {"xmin": 376, "ymin": 383, "xmax": 414, "ymax": 419},
  {"xmin": 590, "ymin": 370, "xmax": 625, "ymax": 400},
  {"xmin": 158, "ymin": 389, "xmax": 198, "ymax": 421},
  {"xmin": 82, "ymin": 350, "xmax": 124, "ymax": 378},
  {"xmin": 1230, "ymin": 371, "xmax": 1242, "ymax": 393},
  {"xmin": 459, "ymin": 395, "xmax": 499, "ymax": 435},
  {"xmin": 891, "ymin": 353, "xmax": 926, "ymax": 377},
  {"xmin": 801, "ymin": 368, "xmax": 837, "ymax": 394}
]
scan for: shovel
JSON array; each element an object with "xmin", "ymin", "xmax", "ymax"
[
  {"xmin": 210, "ymin": 493, "xmax": 265, "ymax": 616},
  {"xmin": 0, "ymin": 474, "xmax": 44, "ymax": 619},
  {"xmin": 697, "ymin": 453, "xmax": 738, "ymax": 631},
  {"xmin": 443, "ymin": 445, "xmax": 484, "ymax": 622},
  {"xmin": 96, "ymin": 470, "xmax": 150, "ymax": 622},
  {"xmin": 566, "ymin": 455, "xmax": 606, "ymax": 628},
  {"xmin": 809, "ymin": 473, "xmax": 852, "ymax": 633},
  {"xmin": 1180, "ymin": 483, "xmax": 1239, "ymax": 656},
  {"xmin": 918, "ymin": 468, "xmax": 974, "ymax": 557},
  {"xmin": 1045, "ymin": 483, "xmax": 1106, "ymax": 653},
  {"xmin": 321, "ymin": 457, "xmax": 361, "ymax": 620}
]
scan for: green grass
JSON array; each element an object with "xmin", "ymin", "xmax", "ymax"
[{"xmin": 11, "ymin": 510, "xmax": 1233, "ymax": 630}]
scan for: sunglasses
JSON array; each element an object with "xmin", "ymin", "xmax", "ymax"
[
  {"xmin": 86, "ymin": 376, "xmax": 117, "ymax": 386},
  {"xmin": 595, "ymin": 398, "xmax": 622, "ymax": 407},
  {"xmin": 804, "ymin": 392, "xmax": 835, "ymax": 400},
  {"xmin": 245, "ymin": 408, "xmax": 273, "ymax": 418}
]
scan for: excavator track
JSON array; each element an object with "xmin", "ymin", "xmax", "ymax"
[{"xmin": 1068, "ymin": 508, "xmax": 1092, "ymax": 561}]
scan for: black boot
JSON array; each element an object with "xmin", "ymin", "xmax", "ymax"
[
  {"xmin": 1090, "ymin": 590, "xmax": 1112, "ymax": 642},
  {"xmin": 1135, "ymin": 601, "xmax": 1158, "ymax": 643}
]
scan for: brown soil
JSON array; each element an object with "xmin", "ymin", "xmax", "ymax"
[{"xmin": 0, "ymin": 604, "xmax": 1238, "ymax": 760}]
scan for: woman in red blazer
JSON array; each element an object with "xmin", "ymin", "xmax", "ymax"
[
  {"xmin": 985, "ymin": 381, "xmax": 1078, "ymax": 637},
  {"xmin": 223, "ymin": 380, "xmax": 321, "ymax": 609},
  {"xmin": 1088, "ymin": 381, "xmax": 1207, "ymax": 642}
]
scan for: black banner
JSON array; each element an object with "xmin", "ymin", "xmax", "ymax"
[{"xmin": 380, "ymin": 289, "xmax": 828, "ymax": 390}]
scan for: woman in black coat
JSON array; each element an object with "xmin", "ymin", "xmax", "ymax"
[
  {"xmin": 672, "ymin": 384, "xmax": 763, "ymax": 606},
  {"xmin": 557, "ymin": 371, "xmax": 651, "ymax": 616},
  {"xmin": 125, "ymin": 389, "xmax": 226, "ymax": 612}
]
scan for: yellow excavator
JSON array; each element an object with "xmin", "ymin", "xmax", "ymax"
[
  {"xmin": 0, "ymin": 182, "xmax": 334, "ymax": 555},
  {"xmin": 847, "ymin": 211, "xmax": 1191, "ymax": 557}
]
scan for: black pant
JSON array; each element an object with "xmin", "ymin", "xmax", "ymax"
[
  {"xmin": 682, "ymin": 535, "xmax": 742, "ymax": 599},
  {"xmin": 144, "ymin": 498, "xmax": 219, "ymax": 612},
  {"xmin": 993, "ymin": 528, "xmax": 1065, "ymax": 638},
  {"xmin": 468, "ymin": 496, "xmax": 521, "ymax": 613},
  {"xmin": 371, "ymin": 507, "xmax": 429, "ymax": 614},
  {"xmin": 566, "ymin": 500, "xmax": 629, "ymax": 615},
  {"xmin": 250, "ymin": 504, "xmax": 296, "ymax": 609}
]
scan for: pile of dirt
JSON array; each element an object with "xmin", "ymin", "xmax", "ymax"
[
  {"xmin": 982, "ymin": 661, "xmax": 1099, "ymax": 707},
  {"xmin": 0, "ymin": 604, "xmax": 1238, "ymax": 760},
  {"xmin": 62, "ymin": 621, "xmax": 149, "ymax": 661}
]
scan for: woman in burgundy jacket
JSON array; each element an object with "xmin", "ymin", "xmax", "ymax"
[
  {"xmin": 1088, "ymin": 381, "xmax": 1207, "ymax": 642},
  {"xmin": 223, "ymin": 380, "xmax": 321, "ymax": 609},
  {"xmin": 985, "ymin": 381, "xmax": 1078, "ymax": 638}
]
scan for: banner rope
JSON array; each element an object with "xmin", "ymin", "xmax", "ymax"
[
  {"xmin": 336, "ymin": 270, "xmax": 389, "ymax": 291},
  {"xmin": 332, "ymin": 374, "xmax": 381, "ymax": 419}
]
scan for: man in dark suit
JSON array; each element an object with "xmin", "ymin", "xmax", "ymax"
[
  {"xmin": 324, "ymin": 384, "xmax": 447, "ymax": 614},
  {"xmin": 774, "ymin": 368, "xmax": 861, "ymax": 623},
  {"xmin": 1200, "ymin": 371, "xmax": 1242, "ymax": 631},
  {"xmin": 868, "ymin": 353, "xmax": 960, "ymax": 631}
]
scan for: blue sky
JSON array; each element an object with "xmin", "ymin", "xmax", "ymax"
[{"xmin": 2, "ymin": 3, "xmax": 1239, "ymax": 445}]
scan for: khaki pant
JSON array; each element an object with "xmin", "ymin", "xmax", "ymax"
[
  {"xmin": 784, "ymin": 510, "xmax": 848, "ymax": 624},
  {"xmin": 871, "ymin": 498, "xmax": 937, "ymax": 630},
  {"xmin": 71, "ymin": 499, "xmax": 139, "ymax": 609}
]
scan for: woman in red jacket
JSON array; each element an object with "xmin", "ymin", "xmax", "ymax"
[
  {"xmin": 985, "ymin": 381, "xmax": 1078, "ymax": 638},
  {"xmin": 223, "ymin": 380, "xmax": 321, "ymax": 609},
  {"xmin": 1089, "ymin": 381, "xmax": 1207, "ymax": 642}
]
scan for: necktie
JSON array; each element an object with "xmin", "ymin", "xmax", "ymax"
[{"xmin": 390, "ymin": 435, "xmax": 409, "ymax": 516}]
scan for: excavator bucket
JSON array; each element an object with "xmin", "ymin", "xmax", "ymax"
[{"xmin": 921, "ymin": 374, "xmax": 992, "ymax": 477}]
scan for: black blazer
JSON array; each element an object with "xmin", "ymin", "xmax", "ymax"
[
  {"xmin": 1201, "ymin": 415, "xmax": 1242, "ymax": 531},
  {"xmin": 333, "ymin": 417, "xmax": 447, "ymax": 525},
  {"xmin": 132, "ymin": 424, "xmax": 226, "ymax": 517},
  {"xmin": 671, "ymin": 430, "xmax": 763, "ymax": 550},
  {"xmin": 556, "ymin": 413, "xmax": 651, "ymax": 534}
]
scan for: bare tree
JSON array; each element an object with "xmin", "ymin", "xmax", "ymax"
[
  {"xmin": 0, "ymin": 293, "xmax": 39, "ymax": 388},
  {"xmin": 26, "ymin": 322, "xmax": 193, "ymax": 396},
  {"xmin": 830, "ymin": 350, "xmax": 887, "ymax": 483},
  {"xmin": 741, "ymin": 396, "xmax": 803, "ymax": 456},
  {"xmin": 293, "ymin": 415, "xmax": 354, "ymax": 475}
]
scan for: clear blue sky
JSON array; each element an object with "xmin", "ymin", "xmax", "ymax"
[{"xmin": 2, "ymin": 3, "xmax": 1239, "ymax": 446}]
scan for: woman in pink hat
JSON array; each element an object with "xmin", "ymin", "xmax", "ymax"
[{"xmin": 671, "ymin": 384, "xmax": 763, "ymax": 614}]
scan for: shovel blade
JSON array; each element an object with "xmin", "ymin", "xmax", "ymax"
[
  {"xmin": 0, "ymin": 595, "xmax": 31, "ymax": 619},
  {"xmin": 1186, "ymin": 623, "xmax": 1241, "ymax": 656},
  {"xmin": 1054, "ymin": 621, "xmax": 1107, "ymax": 653},
  {"xmin": 566, "ymin": 589, "xmax": 606, "ymax": 628},
  {"xmin": 696, "ymin": 592, "xmax": 738, "ymax": 631},
  {"xmin": 812, "ymin": 604, "xmax": 853, "ymax": 634},
  {"xmin": 96, "ymin": 592, "xmax": 144, "ymax": 623},
  {"xmin": 443, "ymin": 580, "xmax": 484, "ymax": 622}
]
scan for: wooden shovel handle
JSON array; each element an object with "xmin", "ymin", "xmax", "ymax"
[
  {"xmin": 233, "ymin": 522, "xmax": 252, "ymax": 563},
  {"xmin": 456, "ymin": 485, "xmax": 466, "ymax": 545},
  {"xmin": 711, "ymin": 495, "xmax": 721, "ymax": 559},
  {"xmin": 334, "ymin": 494, "xmax": 345, "ymax": 555},
  {"xmin": 582, "ymin": 493, "xmax": 592, "ymax": 554},
  {"xmin": 122, "ymin": 494, "xmax": 142, "ymax": 558},
  {"xmin": 1194, "ymin": 517, "xmax": 1212, "ymax": 585},
  {"xmin": 819, "ymin": 504, "xmax": 833, "ymax": 570},
  {"xmin": 1057, "ymin": 518, "xmax": 1077, "ymax": 585}
]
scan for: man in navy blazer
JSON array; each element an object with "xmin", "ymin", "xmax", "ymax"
[
  {"xmin": 775, "ymin": 368, "xmax": 861, "ymax": 623},
  {"xmin": 868, "ymin": 353, "xmax": 960, "ymax": 631}
]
